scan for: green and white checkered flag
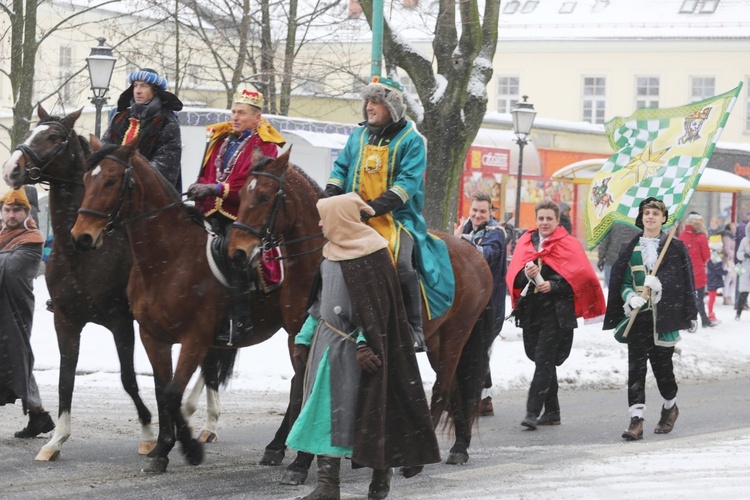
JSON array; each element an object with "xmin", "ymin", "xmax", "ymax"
[{"xmin": 585, "ymin": 83, "xmax": 742, "ymax": 249}]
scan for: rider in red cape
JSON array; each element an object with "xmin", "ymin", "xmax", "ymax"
[{"xmin": 507, "ymin": 225, "xmax": 606, "ymax": 321}]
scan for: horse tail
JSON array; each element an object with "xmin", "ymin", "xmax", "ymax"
[
  {"xmin": 455, "ymin": 303, "xmax": 496, "ymax": 427},
  {"xmin": 201, "ymin": 347, "xmax": 239, "ymax": 391}
]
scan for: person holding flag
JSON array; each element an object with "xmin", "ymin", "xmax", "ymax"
[
  {"xmin": 506, "ymin": 200, "xmax": 605, "ymax": 430},
  {"xmin": 603, "ymin": 198, "xmax": 697, "ymax": 441}
]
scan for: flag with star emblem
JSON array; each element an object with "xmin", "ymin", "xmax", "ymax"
[{"xmin": 585, "ymin": 82, "xmax": 742, "ymax": 249}]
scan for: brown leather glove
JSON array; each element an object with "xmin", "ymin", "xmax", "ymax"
[
  {"xmin": 356, "ymin": 344, "xmax": 382, "ymax": 374},
  {"xmin": 292, "ymin": 345, "xmax": 309, "ymax": 373}
]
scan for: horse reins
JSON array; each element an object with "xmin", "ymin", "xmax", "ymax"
[{"xmin": 231, "ymin": 170, "xmax": 325, "ymax": 260}]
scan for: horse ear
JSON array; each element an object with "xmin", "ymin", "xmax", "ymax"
[
  {"xmin": 37, "ymin": 104, "xmax": 48, "ymax": 120},
  {"xmin": 90, "ymin": 135, "xmax": 103, "ymax": 151},
  {"xmin": 278, "ymin": 148, "xmax": 292, "ymax": 172},
  {"xmin": 250, "ymin": 146, "xmax": 265, "ymax": 168},
  {"xmin": 60, "ymin": 108, "xmax": 83, "ymax": 130},
  {"xmin": 124, "ymin": 135, "xmax": 141, "ymax": 157}
]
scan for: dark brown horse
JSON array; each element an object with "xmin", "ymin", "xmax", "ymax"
[
  {"xmin": 2, "ymin": 106, "xmax": 154, "ymax": 461},
  {"xmin": 228, "ymin": 150, "xmax": 495, "ymax": 471},
  {"xmin": 68, "ymin": 140, "xmax": 311, "ymax": 473}
]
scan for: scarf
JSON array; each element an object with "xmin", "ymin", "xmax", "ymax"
[
  {"xmin": 317, "ymin": 193, "xmax": 388, "ymax": 261},
  {"xmin": 0, "ymin": 216, "xmax": 44, "ymax": 251}
]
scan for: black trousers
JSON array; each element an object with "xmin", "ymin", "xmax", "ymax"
[
  {"xmin": 626, "ymin": 313, "xmax": 678, "ymax": 407},
  {"xmin": 694, "ymin": 285, "xmax": 710, "ymax": 325},
  {"xmin": 523, "ymin": 312, "xmax": 574, "ymax": 415}
]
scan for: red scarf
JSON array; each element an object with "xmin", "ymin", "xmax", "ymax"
[{"xmin": 506, "ymin": 226, "xmax": 605, "ymax": 320}]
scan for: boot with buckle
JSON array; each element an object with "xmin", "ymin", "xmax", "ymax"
[
  {"xmin": 622, "ymin": 416, "xmax": 644, "ymax": 441},
  {"xmin": 654, "ymin": 404, "xmax": 679, "ymax": 434}
]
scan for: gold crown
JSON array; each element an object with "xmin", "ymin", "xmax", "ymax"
[
  {"xmin": 233, "ymin": 89, "xmax": 264, "ymax": 109},
  {"xmin": 686, "ymin": 106, "xmax": 711, "ymax": 121}
]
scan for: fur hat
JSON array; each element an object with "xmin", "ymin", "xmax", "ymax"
[
  {"xmin": 361, "ymin": 76, "xmax": 405, "ymax": 124},
  {"xmin": 128, "ymin": 68, "xmax": 168, "ymax": 91},
  {"xmin": 635, "ymin": 197, "xmax": 668, "ymax": 229},
  {"xmin": 0, "ymin": 188, "xmax": 31, "ymax": 210},
  {"xmin": 233, "ymin": 88, "xmax": 264, "ymax": 110}
]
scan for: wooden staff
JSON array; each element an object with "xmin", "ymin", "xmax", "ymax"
[{"xmin": 621, "ymin": 224, "xmax": 678, "ymax": 338}]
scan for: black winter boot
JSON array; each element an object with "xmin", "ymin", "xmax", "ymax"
[
  {"xmin": 368, "ymin": 467, "xmax": 393, "ymax": 500},
  {"xmin": 15, "ymin": 410, "xmax": 55, "ymax": 438},
  {"xmin": 301, "ymin": 456, "xmax": 341, "ymax": 500}
]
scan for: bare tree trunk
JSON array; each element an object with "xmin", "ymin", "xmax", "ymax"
[
  {"xmin": 259, "ymin": 0, "xmax": 277, "ymax": 114},
  {"xmin": 279, "ymin": 0, "xmax": 298, "ymax": 116}
]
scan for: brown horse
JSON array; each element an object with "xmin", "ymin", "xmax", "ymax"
[
  {"xmin": 2, "ymin": 106, "xmax": 155, "ymax": 461},
  {"xmin": 228, "ymin": 149, "xmax": 495, "ymax": 469},
  {"xmin": 69, "ymin": 139, "xmax": 310, "ymax": 473}
]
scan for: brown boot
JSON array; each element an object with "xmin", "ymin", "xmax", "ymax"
[
  {"xmin": 302, "ymin": 456, "xmax": 340, "ymax": 500},
  {"xmin": 368, "ymin": 467, "xmax": 393, "ymax": 500},
  {"xmin": 654, "ymin": 404, "xmax": 679, "ymax": 434},
  {"xmin": 622, "ymin": 417, "xmax": 643, "ymax": 441},
  {"xmin": 479, "ymin": 396, "xmax": 494, "ymax": 416}
]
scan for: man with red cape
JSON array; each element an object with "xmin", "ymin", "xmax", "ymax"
[{"xmin": 506, "ymin": 200, "xmax": 605, "ymax": 429}]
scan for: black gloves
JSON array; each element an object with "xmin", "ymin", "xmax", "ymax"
[
  {"xmin": 187, "ymin": 183, "xmax": 218, "ymax": 200},
  {"xmin": 324, "ymin": 184, "xmax": 343, "ymax": 198},
  {"xmin": 597, "ymin": 258, "xmax": 605, "ymax": 271},
  {"xmin": 366, "ymin": 190, "xmax": 403, "ymax": 218},
  {"xmin": 356, "ymin": 344, "xmax": 382, "ymax": 374},
  {"xmin": 292, "ymin": 345, "xmax": 309, "ymax": 373}
]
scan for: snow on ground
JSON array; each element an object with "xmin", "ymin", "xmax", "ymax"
[{"xmin": 23, "ymin": 277, "xmax": 750, "ymax": 496}]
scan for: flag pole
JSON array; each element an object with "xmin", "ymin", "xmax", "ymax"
[{"xmin": 621, "ymin": 224, "xmax": 678, "ymax": 338}]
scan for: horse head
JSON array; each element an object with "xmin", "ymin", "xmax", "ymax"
[
  {"xmin": 3, "ymin": 105, "xmax": 83, "ymax": 188},
  {"xmin": 228, "ymin": 148, "xmax": 293, "ymax": 268},
  {"xmin": 70, "ymin": 139, "xmax": 140, "ymax": 251}
]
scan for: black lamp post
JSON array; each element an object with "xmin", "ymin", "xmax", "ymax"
[
  {"xmin": 86, "ymin": 38, "xmax": 116, "ymax": 138},
  {"xmin": 511, "ymin": 95, "xmax": 537, "ymax": 229}
]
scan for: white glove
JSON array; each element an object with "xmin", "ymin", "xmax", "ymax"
[
  {"xmin": 644, "ymin": 275, "xmax": 662, "ymax": 293},
  {"xmin": 628, "ymin": 295, "xmax": 647, "ymax": 309}
]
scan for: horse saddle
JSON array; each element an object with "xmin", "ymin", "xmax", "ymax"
[{"xmin": 206, "ymin": 230, "xmax": 283, "ymax": 294}]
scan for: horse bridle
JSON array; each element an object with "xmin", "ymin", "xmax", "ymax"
[
  {"xmin": 77, "ymin": 155, "xmax": 189, "ymax": 235},
  {"xmin": 77, "ymin": 155, "xmax": 135, "ymax": 235},
  {"xmin": 231, "ymin": 170, "xmax": 325, "ymax": 259},
  {"xmin": 14, "ymin": 120, "xmax": 74, "ymax": 183}
]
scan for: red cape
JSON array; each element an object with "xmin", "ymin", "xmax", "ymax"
[{"xmin": 506, "ymin": 226, "xmax": 605, "ymax": 320}]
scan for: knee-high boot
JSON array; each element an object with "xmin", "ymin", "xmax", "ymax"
[
  {"xmin": 302, "ymin": 456, "xmax": 341, "ymax": 500},
  {"xmin": 368, "ymin": 467, "xmax": 393, "ymax": 500},
  {"xmin": 397, "ymin": 233, "xmax": 425, "ymax": 352}
]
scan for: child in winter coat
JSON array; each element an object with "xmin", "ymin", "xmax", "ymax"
[{"xmin": 706, "ymin": 235, "xmax": 725, "ymax": 323}]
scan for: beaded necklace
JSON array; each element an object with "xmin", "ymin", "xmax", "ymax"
[{"xmin": 214, "ymin": 130, "xmax": 254, "ymax": 182}]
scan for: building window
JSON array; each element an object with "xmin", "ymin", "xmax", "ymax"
[
  {"xmin": 521, "ymin": 0, "xmax": 539, "ymax": 13},
  {"xmin": 399, "ymin": 74, "xmax": 421, "ymax": 104},
  {"xmin": 679, "ymin": 0, "xmax": 699, "ymax": 13},
  {"xmin": 582, "ymin": 76, "xmax": 606, "ymax": 124},
  {"xmin": 496, "ymin": 76, "xmax": 519, "ymax": 114},
  {"xmin": 745, "ymin": 78, "xmax": 750, "ymax": 132},
  {"xmin": 700, "ymin": 0, "xmax": 720, "ymax": 13},
  {"xmin": 59, "ymin": 46, "xmax": 73, "ymax": 105},
  {"xmin": 503, "ymin": 1, "xmax": 520, "ymax": 14},
  {"xmin": 299, "ymin": 77, "xmax": 324, "ymax": 95},
  {"xmin": 635, "ymin": 77, "xmax": 660, "ymax": 109},
  {"xmin": 592, "ymin": 0, "xmax": 609, "ymax": 12},
  {"xmin": 690, "ymin": 76, "xmax": 715, "ymax": 102},
  {"xmin": 560, "ymin": 2, "xmax": 576, "ymax": 13}
]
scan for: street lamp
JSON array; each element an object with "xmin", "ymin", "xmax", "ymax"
[
  {"xmin": 511, "ymin": 95, "xmax": 537, "ymax": 229},
  {"xmin": 86, "ymin": 37, "xmax": 116, "ymax": 138}
]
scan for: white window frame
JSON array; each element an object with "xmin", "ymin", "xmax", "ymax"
[
  {"xmin": 560, "ymin": 1, "xmax": 576, "ymax": 14},
  {"xmin": 582, "ymin": 76, "xmax": 606, "ymax": 124},
  {"xmin": 503, "ymin": 1, "xmax": 520, "ymax": 14},
  {"xmin": 690, "ymin": 76, "xmax": 715, "ymax": 102},
  {"xmin": 496, "ymin": 76, "xmax": 519, "ymax": 114},
  {"xmin": 701, "ymin": 0, "xmax": 720, "ymax": 13},
  {"xmin": 521, "ymin": 0, "xmax": 539, "ymax": 13},
  {"xmin": 635, "ymin": 76, "xmax": 660, "ymax": 109},
  {"xmin": 59, "ymin": 46, "xmax": 73, "ymax": 105},
  {"xmin": 745, "ymin": 77, "xmax": 750, "ymax": 133},
  {"xmin": 679, "ymin": 0, "xmax": 699, "ymax": 13}
]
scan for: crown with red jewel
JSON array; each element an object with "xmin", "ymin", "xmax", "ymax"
[{"xmin": 233, "ymin": 89, "xmax": 264, "ymax": 109}]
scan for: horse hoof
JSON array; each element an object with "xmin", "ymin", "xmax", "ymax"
[
  {"xmin": 35, "ymin": 449, "xmax": 60, "ymax": 462},
  {"xmin": 184, "ymin": 439, "xmax": 204, "ymax": 466},
  {"xmin": 260, "ymin": 448, "xmax": 285, "ymax": 466},
  {"xmin": 279, "ymin": 469, "xmax": 308, "ymax": 485},
  {"xmin": 139, "ymin": 439, "xmax": 157, "ymax": 455},
  {"xmin": 445, "ymin": 452, "xmax": 468, "ymax": 465},
  {"xmin": 197, "ymin": 430, "xmax": 218, "ymax": 444},
  {"xmin": 142, "ymin": 457, "xmax": 169, "ymax": 474}
]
